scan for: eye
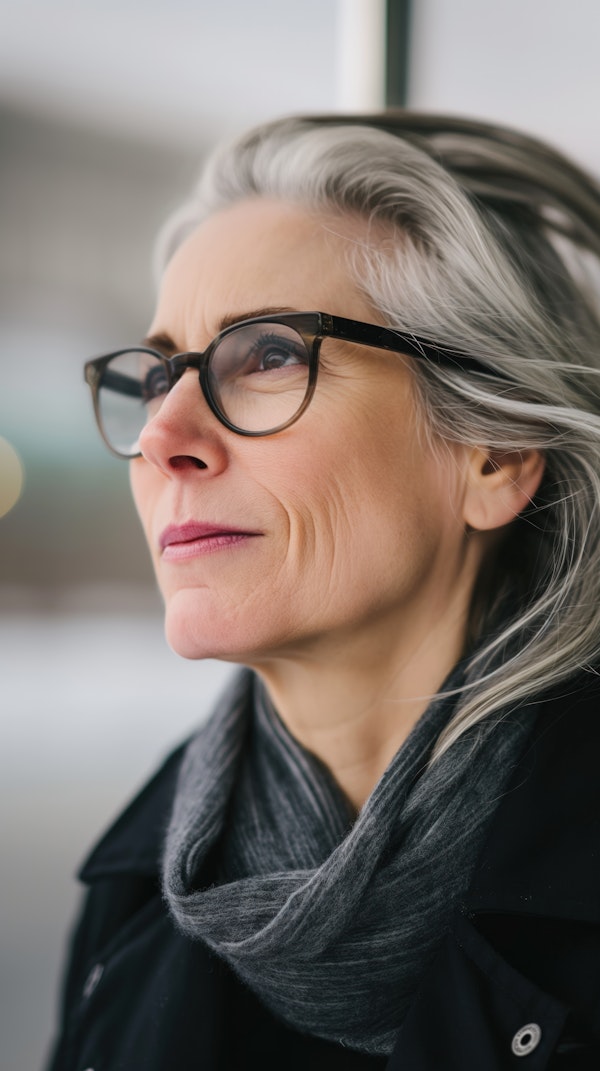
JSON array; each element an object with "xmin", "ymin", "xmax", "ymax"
[
  {"xmin": 248, "ymin": 331, "xmax": 308, "ymax": 373},
  {"xmin": 141, "ymin": 362, "xmax": 169, "ymax": 402},
  {"xmin": 211, "ymin": 324, "xmax": 310, "ymax": 387}
]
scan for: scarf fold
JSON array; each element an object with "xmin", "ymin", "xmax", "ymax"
[{"xmin": 163, "ymin": 669, "xmax": 533, "ymax": 1055}]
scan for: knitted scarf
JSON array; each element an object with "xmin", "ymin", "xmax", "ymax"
[{"xmin": 163, "ymin": 668, "xmax": 533, "ymax": 1055}]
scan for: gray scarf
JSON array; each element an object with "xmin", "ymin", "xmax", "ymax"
[{"xmin": 163, "ymin": 669, "xmax": 533, "ymax": 1055}]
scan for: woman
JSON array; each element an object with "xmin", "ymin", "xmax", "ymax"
[{"xmin": 48, "ymin": 113, "xmax": 600, "ymax": 1069}]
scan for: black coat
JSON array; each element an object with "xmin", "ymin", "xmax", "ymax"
[{"xmin": 46, "ymin": 675, "xmax": 600, "ymax": 1070}]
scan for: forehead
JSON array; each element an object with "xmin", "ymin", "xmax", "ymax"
[{"xmin": 150, "ymin": 198, "xmax": 379, "ymax": 343}]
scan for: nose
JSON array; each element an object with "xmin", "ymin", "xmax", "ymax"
[{"xmin": 137, "ymin": 369, "xmax": 229, "ymax": 476}]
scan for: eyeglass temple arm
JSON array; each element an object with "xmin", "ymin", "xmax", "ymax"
[
  {"xmin": 323, "ymin": 313, "xmax": 508, "ymax": 380},
  {"xmin": 86, "ymin": 365, "xmax": 144, "ymax": 399}
]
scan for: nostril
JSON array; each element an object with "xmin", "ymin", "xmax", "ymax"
[{"xmin": 169, "ymin": 455, "xmax": 208, "ymax": 471}]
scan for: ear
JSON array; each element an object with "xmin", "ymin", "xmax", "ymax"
[{"xmin": 462, "ymin": 447, "xmax": 545, "ymax": 532}]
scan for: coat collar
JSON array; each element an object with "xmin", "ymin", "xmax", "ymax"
[
  {"xmin": 79, "ymin": 674, "xmax": 600, "ymax": 926},
  {"xmin": 79, "ymin": 741, "xmax": 187, "ymax": 881}
]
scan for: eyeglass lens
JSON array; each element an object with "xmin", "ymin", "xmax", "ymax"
[{"xmin": 96, "ymin": 321, "xmax": 312, "ymax": 455}]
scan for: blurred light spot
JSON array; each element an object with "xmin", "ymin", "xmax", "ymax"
[{"xmin": 0, "ymin": 437, "xmax": 25, "ymax": 519}]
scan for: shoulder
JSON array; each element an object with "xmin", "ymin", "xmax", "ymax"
[
  {"xmin": 387, "ymin": 674, "xmax": 600, "ymax": 1068},
  {"xmin": 46, "ymin": 738, "xmax": 218, "ymax": 1071},
  {"xmin": 467, "ymin": 670, "xmax": 600, "ymax": 921}
]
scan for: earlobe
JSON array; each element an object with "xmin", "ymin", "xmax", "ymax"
[{"xmin": 462, "ymin": 447, "xmax": 546, "ymax": 532}]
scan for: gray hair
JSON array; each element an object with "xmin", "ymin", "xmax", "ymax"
[{"xmin": 156, "ymin": 113, "xmax": 600, "ymax": 759}]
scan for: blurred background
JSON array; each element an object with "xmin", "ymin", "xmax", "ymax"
[{"xmin": 1, "ymin": 1, "xmax": 599, "ymax": 1067}]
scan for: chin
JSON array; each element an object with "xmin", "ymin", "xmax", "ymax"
[
  {"xmin": 162, "ymin": 590, "xmax": 266, "ymax": 664},
  {"xmin": 165, "ymin": 623, "xmax": 244, "ymax": 664},
  {"xmin": 164, "ymin": 605, "xmax": 233, "ymax": 662}
]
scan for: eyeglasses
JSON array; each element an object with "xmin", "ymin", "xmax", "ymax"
[{"xmin": 84, "ymin": 311, "xmax": 495, "ymax": 459}]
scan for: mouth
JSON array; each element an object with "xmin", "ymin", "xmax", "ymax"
[{"xmin": 159, "ymin": 521, "xmax": 262, "ymax": 561}]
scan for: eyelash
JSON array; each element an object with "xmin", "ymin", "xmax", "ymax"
[{"xmin": 247, "ymin": 332, "xmax": 307, "ymax": 366}]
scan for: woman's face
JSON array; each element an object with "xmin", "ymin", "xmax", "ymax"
[{"xmin": 131, "ymin": 198, "xmax": 474, "ymax": 664}]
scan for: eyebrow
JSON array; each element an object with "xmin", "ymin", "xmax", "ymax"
[
  {"xmin": 140, "ymin": 331, "xmax": 178, "ymax": 355},
  {"xmin": 140, "ymin": 307, "xmax": 299, "ymax": 354}
]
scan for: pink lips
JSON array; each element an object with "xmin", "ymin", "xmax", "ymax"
[{"xmin": 159, "ymin": 522, "xmax": 261, "ymax": 561}]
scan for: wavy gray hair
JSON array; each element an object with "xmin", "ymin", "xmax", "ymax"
[{"xmin": 156, "ymin": 113, "xmax": 600, "ymax": 759}]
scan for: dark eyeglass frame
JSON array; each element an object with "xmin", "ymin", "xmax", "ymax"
[{"xmin": 84, "ymin": 311, "xmax": 500, "ymax": 460}]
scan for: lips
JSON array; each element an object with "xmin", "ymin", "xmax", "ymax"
[{"xmin": 159, "ymin": 521, "xmax": 262, "ymax": 561}]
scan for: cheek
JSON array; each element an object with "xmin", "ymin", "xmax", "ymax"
[
  {"xmin": 129, "ymin": 461, "xmax": 158, "ymax": 548},
  {"xmin": 268, "ymin": 411, "xmax": 444, "ymax": 591},
  {"xmin": 326, "ymin": 414, "xmax": 461, "ymax": 568}
]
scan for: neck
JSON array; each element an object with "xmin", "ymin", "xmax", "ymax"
[{"xmin": 251, "ymin": 594, "xmax": 471, "ymax": 812}]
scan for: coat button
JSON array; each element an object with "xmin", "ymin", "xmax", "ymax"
[
  {"xmin": 82, "ymin": 963, "xmax": 104, "ymax": 999},
  {"xmin": 511, "ymin": 1023, "xmax": 542, "ymax": 1056}
]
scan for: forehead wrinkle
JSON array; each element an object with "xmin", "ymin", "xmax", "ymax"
[{"xmin": 152, "ymin": 197, "xmax": 376, "ymax": 351}]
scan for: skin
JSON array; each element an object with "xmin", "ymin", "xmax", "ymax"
[{"xmin": 131, "ymin": 198, "xmax": 545, "ymax": 810}]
